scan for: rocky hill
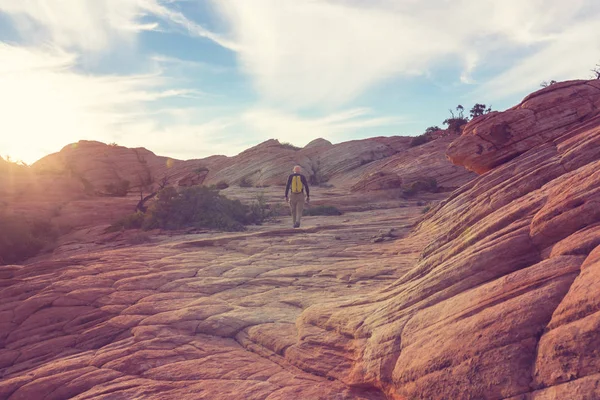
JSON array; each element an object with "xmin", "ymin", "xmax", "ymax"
[
  {"xmin": 1, "ymin": 80, "xmax": 599, "ymax": 399},
  {"xmin": 31, "ymin": 134, "xmax": 472, "ymax": 194},
  {"xmin": 0, "ymin": 132, "xmax": 471, "ymax": 235}
]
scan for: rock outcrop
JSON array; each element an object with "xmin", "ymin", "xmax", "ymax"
[
  {"xmin": 284, "ymin": 79, "xmax": 600, "ymax": 398},
  {"xmin": 351, "ymin": 135, "xmax": 476, "ymax": 192},
  {"xmin": 447, "ymin": 80, "xmax": 600, "ymax": 174}
]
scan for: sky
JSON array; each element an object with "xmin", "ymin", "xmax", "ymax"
[{"xmin": 1, "ymin": 0, "xmax": 599, "ymax": 164}]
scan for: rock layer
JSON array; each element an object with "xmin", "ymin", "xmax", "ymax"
[{"xmin": 286, "ymin": 80, "xmax": 600, "ymax": 398}]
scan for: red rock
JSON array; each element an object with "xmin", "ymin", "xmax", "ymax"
[{"xmin": 447, "ymin": 80, "xmax": 600, "ymax": 174}]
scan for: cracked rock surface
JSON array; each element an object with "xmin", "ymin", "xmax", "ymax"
[{"xmin": 0, "ymin": 205, "xmax": 423, "ymax": 400}]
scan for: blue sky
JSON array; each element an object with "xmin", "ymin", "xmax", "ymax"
[{"xmin": 1, "ymin": 0, "xmax": 599, "ymax": 163}]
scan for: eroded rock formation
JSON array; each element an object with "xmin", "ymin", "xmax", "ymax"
[{"xmin": 288, "ymin": 80, "xmax": 600, "ymax": 398}]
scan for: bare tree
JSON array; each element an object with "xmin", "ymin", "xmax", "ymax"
[
  {"xmin": 135, "ymin": 174, "xmax": 172, "ymax": 213},
  {"xmin": 592, "ymin": 64, "xmax": 600, "ymax": 79}
]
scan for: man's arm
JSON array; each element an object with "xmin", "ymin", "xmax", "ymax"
[
  {"xmin": 301, "ymin": 175, "xmax": 310, "ymax": 197},
  {"xmin": 285, "ymin": 175, "xmax": 292, "ymax": 198}
]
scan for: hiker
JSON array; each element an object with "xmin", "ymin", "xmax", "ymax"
[{"xmin": 285, "ymin": 165, "xmax": 310, "ymax": 228}]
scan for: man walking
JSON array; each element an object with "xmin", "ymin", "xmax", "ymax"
[{"xmin": 285, "ymin": 165, "xmax": 310, "ymax": 228}]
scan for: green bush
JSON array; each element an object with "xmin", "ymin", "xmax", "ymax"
[
  {"xmin": 0, "ymin": 215, "xmax": 57, "ymax": 265},
  {"xmin": 108, "ymin": 211, "xmax": 145, "ymax": 232},
  {"xmin": 110, "ymin": 186, "xmax": 257, "ymax": 233},
  {"xmin": 303, "ymin": 205, "xmax": 342, "ymax": 216},
  {"xmin": 248, "ymin": 193, "xmax": 269, "ymax": 224},
  {"xmin": 309, "ymin": 160, "xmax": 327, "ymax": 185}
]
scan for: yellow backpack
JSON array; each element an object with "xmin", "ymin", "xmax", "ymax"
[{"xmin": 291, "ymin": 175, "xmax": 303, "ymax": 193}]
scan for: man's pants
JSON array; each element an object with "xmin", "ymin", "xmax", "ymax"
[{"xmin": 289, "ymin": 192, "xmax": 305, "ymax": 226}]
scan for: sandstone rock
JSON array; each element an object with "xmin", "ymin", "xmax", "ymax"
[
  {"xmin": 447, "ymin": 80, "xmax": 600, "ymax": 174},
  {"xmin": 350, "ymin": 134, "xmax": 476, "ymax": 192},
  {"xmin": 285, "ymin": 80, "xmax": 600, "ymax": 398}
]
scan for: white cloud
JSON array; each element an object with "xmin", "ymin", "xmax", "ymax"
[
  {"xmin": 0, "ymin": 0, "xmax": 238, "ymax": 52},
  {"xmin": 138, "ymin": 0, "xmax": 239, "ymax": 51},
  {"xmin": 474, "ymin": 17, "xmax": 600, "ymax": 99},
  {"xmin": 0, "ymin": 0, "xmax": 146, "ymax": 51},
  {"xmin": 212, "ymin": 0, "xmax": 600, "ymax": 107}
]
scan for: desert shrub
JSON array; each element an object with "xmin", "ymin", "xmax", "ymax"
[
  {"xmin": 593, "ymin": 63, "xmax": 600, "ymax": 79},
  {"xmin": 424, "ymin": 126, "xmax": 441, "ymax": 135},
  {"xmin": 309, "ymin": 160, "xmax": 327, "ymax": 185},
  {"xmin": 239, "ymin": 176, "xmax": 253, "ymax": 187},
  {"xmin": 0, "ymin": 215, "xmax": 57, "ymax": 265},
  {"xmin": 303, "ymin": 205, "xmax": 342, "ymax": 216},
  {"xmin": 410, "ymin": 125, "xmax": 444, "ymax": 147},
  {"xmin": 144, "ymin": 186, "xmax": 249, "ymax": 231},
  {"xmin": 410, "ymin": 134, "xmax": 431, "ymax": 147},
  {"xmin": 469, "ymin": 104, "xmax": 492, "ymax": 119},
  {"xmin": 247, "ymin": 193, "xmax": 286, "ymax": 223},
  {"xmin": 104, "ymin": 179, "xmax": 130, "ymax": 197},
  {"xmin": 111, "ymin": 186, "xmax": 254, "ymax": 232},
  {"xmin": 108, "ymin": 211, "xmax": 145, "ymax": 232},
  {"xmin": 540, "ymin": 80, "xmax": 558, "ymax": 88},
  {"xmin": 194, "ymin": 166, "xmax": 209, "ymax": 174},
  {"xmin": 443, "ymin": 105, "xmax": 469, "ymax": 133},
  {"xmin": 422, "ymin": 206, "xmax": 432, "ymax": 214},
  {"xmin": 214, "ymin": 181, "xmax": 229, "ymax": 190},
  {"xmin": 248, "ymin": 193, "xmax": 269, "ymax": 224},
  {"xmin": 280, "ymin": 142, "xmax": 301, "ymax": 151}
]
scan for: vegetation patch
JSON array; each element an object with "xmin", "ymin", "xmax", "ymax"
[
  {"xmin": 109, "ymin": 186, "xmax": 271, "ymax": 233},
  {"xmin": 279, "ymin": 142, "xmax": 301, "ymax": 151},
  {"xmin": 0, "ymin": 214, "xmax": 58, "ymax": 265},
  {"xmin": 410, "ymin": 126, "xmax": 440, "ymax": 147}
]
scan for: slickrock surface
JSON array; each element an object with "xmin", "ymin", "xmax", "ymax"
[
  {"xmin": 0, "ymin": 202, "xmax": 428, "ymax": 400},
  {"xmin": 286, "ymin": 80, "xmax": 600, "ymax": 399}
]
